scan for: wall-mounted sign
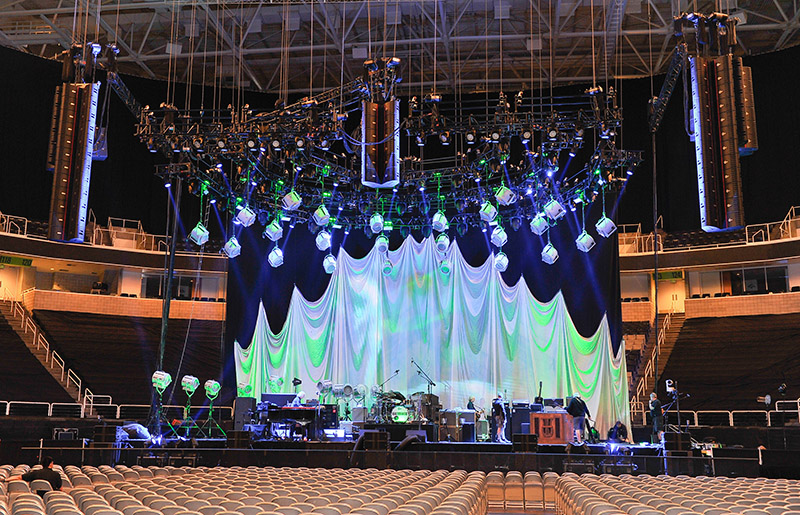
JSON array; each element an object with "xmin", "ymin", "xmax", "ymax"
[
  {"xmin": 654, "ymin": 270, "xmax": 683, "ymax": 281},
  {"xmin": 0, "ymin": 255, "xmax": 33, "ymax": 267}
]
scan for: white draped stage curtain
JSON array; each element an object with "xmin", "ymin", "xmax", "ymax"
[{"xmin": 235, "ymin": 235, "xmax": 629, "ymax": 434}]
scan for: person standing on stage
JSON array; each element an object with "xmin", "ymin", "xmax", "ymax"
[
  {"xmin": 566, "ymin": 392, "xmax": 592, "ymax": 443},
  {"xmin": 649, "ymin": 392, "xmax": 664, "ymax": 441},
  {"xmin": 491, "ymin": 394, "xmax": 510, "ymax": 443}
]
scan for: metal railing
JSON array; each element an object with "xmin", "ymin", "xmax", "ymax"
[
  {"xmin": 618, "ymin": 231, "xmax": 663, "ymax": 254},
  {"xmin": 83, "ymin": 389, "xmax": 113, "ymax": 417},
  {"xmin": 630, "ymin": 406, "xmax": 800, "ymax": 428},
  {"xmin": 0, "ymin": 211, "xmax": 29, "ymax": 236},
  {"xmin": 746, "ymin": 206, "xmax": 800, "ymax": 243},
  {"xmin": 632, "ymin": 310, "xmax": 672, "ymax": 406},
  {"xmin": 1, "ymin": 400, "xmax": 233, "ymax": 419}
]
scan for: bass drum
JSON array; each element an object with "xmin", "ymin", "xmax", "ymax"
[{"xmin": 391, "ymin": 405, "xmax": 410, "ymax": 423}]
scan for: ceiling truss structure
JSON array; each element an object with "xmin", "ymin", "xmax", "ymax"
[{"xmin": 1, "ymin": 0, "xmax": 799, "ymax": 94}]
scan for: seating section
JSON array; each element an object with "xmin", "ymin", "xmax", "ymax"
[
  {"xmin": 0, "ymin": 465, "xmax": 486, "ymax": 515},
  {"xmin": 32, "ymin": 311, "xmax": 224, "ymax": 405},
  {"xmin": 662, "ymin": 229, "xmax": 746, "ymax": 250},
  {"xmin": 622, "ymin": 322, "xmax": 651, "ymax": 389},
  {"xmin": 660, "ymin": 313, "xmax": 800, "ymax": 411},
  {"xmin": 556, "ymin": 472, "xmax": 800, "ymax": 515},
  {"xmin": 486, "ymin": 470, "xmax": 557, "ymax": 511},
  {"xmin": 0, "ymin": 315, "xmax": 73, "ymax": 403}
]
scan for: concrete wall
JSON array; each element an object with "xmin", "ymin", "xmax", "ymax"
[{"xmin": 685, "ymin": 291, "xmax": 800, "ymax": 318}]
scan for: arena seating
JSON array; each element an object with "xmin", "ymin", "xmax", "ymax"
[
  {"xmin": 0, "ymin": 315, "xmax": 73, "ymax": 403},
  {"xmin": 0, "ymin": 465, "xmax": 487, "ymax": 515},
  {"xmin": 662, "ymin": 229, "xmax": 746, "ymax": 250},
  {"xmin": 659, "ymin": 313, "xmax": 800, "ymax": 411},
  {"xmin": 31, "ymin": 311, "xmax": 224, "ymax": 405}
]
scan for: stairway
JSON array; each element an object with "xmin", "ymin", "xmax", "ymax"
[
  {"xmin": 0, "ymin": 301, "xmax": 82, "ymax": 403},
  {"xmin": 636, "ymin": 313, "xmax": 686, "ymax": 397}
]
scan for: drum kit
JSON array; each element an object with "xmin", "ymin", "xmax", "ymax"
[{"xmin": 371, "ymin": 389, "xmax": 428, "ymax": 424}]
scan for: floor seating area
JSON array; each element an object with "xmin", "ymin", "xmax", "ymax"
[
  {"xmin": 659, "ymin": 313, "xmax": 800, "ymax": 411},
  {"xmin": 555, "ymin": 472, "xmax": 800, "ymax": 515},
  {"xmin": 31, "ymin": 311, "xmax": 224, "ymax": 405},
  {"xmin": 0, "ymin": 465, "xmax": 486, "ymax": 515},
  {"xmin": 0, "ymin": 315, "xmax": 73, "ymax": 403}
]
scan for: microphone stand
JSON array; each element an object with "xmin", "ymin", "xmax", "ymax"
[
  {"xmin": 412, "ymin": 359, "xmax": 436, "ymax": 431},
  {"xmin": 378, "ymin": 370, "xmax": 399, "ymax": 423}
]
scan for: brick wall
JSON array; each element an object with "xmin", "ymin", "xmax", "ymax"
[
  {"xmin": 622, "ymin": 301, "xmax": 653, "ymax": 322},
  {"xmin": 685, "ymin": 291, "xmax": 800, "ymax": 318},
  {"xmin": 52, "ymin": 272, "xmax": 96, "ymax": 293},
  {"xmin": 21, "ymin": 289, "xmax": 225, "ymax": 320}
]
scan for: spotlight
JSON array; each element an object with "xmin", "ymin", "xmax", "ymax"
[
  {"xmin": 415, "ymin": 134, "xmax": 425, "ymax": 147},
  {"xmin": 375, "ymin": 234, "xmax": 389, "ymax": 253},
  {"xmin": 543, "ymin": 199, "xmax": 566, "ymax": 220},
  {"xmin": 295, "ymin": 137, "xmax": 307, "ymax": 150},
  {"xmin": 435, "ymin": 233, "xmax": 450, "ymax": 252},
  {"xmin": 456, "ymin": 221, "xmax": 468, "ymax": 236},
  {"xmin": 421, "ymin": 224, "xmax": 432, "ymax": 238},
  {"xmin": 455, "ymin": 199, "xmax": 466, "ymax": 213},
  {"xmin": 318, "ymin": 138, "xmax": 330, "ymax": 151},
  {"xmin": 181, "ymin": 375, "xmax": 200, "ymax": 396},
  {"xmin": 575, "ymin": 230, "xmax": 596, "ymax": 253},
  {"xmin": 192, "ymin": 136, "xmax": 204, "ymax": 151},
  {"xmin": 399, "ymin": 226, "xmax": 409, "ymax": 238},
  {"xmin": 268, "ymin": 246, "xmax": 284, "ymax": 267},
  {"xmin": 547, "ymin": 126, "xmax": 559, "ymax": 141},
  {"xmin": 419, "ymin": 200, "xmax": 430, "ymax": 213},
  {"xmin": 510, "ymin": 216, "xmax": 522, "ymax": 231},
  {"xmin": 344, "ymin": 225, "xmax": 351, "ymax": 235},
  {"xmin": 432, "ymin": 211, "xmax": 448, "ymax": 232},
  {"xmin": 479, "ymin": 201, "xmax": 498, "ymax": 222},
  {"xmin": 490, "ymin": 130, "xmax": 501, "ymax": 142},
  {"xmin": 370, "ymin": 212, "xmax": 384, "ymax": 233},
  {"xmin": 490, "ymin": 226, "xmax": 508, "ymax": 247},
  {"xmin": 316, "ymin": 230, "xmax": 332, "ymax": 251},
  {"xmin": 530, "ymin": 213, "xmax": 549, "ymax": 235},
  {"xmin": 313, "ymin": 205, "xmax": 331, "ymax": 226},
  {"xmin": 480, "ymin": 221, "xmax": 489, "ymax": 233},
  {"xmin": 323, "ymin": 254, "xmax": 337, "ymax": 274},
  {"xmin": 494, "ymin": 252, "xmax": 509, "ymax": 272},
  {"xmin": 204, "ymin": 379, "xmax": 221, "ymax": 399},
  {"xmin": 363, "ymin": 58, "xmax": 379, "ymax": 72},
  {"xmin": 569, "ymin": 145, "xmax": 578, "ymax": 157},
  {"xmin": 439, "ymin": 259, "xmax": 451, "ymax": 275},
  {"xmin": 521, "ymin": 129, "xmax": 533, "ymax": 144},
  {"xmin": 151, "ymin": 371, "xmax": 172, "ymax": 393},
  {"xmin": 465, "ymin": 129, "xmax": 478, "ymax": 144},
  {"xmin": 541, "ymin": 243, "xmax": 559, "ymax": 265},
  {"xmin": 386, "ymin": 56, "xmax": 402, "ymax": 68},
  {"xmin": 235, "ymin": 206, "xmax": 257, "ymax": 227},
  {"xmin": 270, "ymin": 137, "xmax": 282, "ymax": 151},
  {"xmin": 382, "ymin": 259, "xmax": 393, "ymax": 276},
  {"xmin": 600, "ymin": 126, "xmax": 616, "ymax": 140},
  {"xmin": 163, "ymin": 179, "xmax": 171, "ymax": 188},
  {"xmin": 439, "ymin": 131, "xmax": 450, "ymax": 145},
  {"xmin": 246, "ymin": 134, "xmax": 259, "ymax": 151},
  {"xmin": 237, "ymin": 383, "xmax": 253, "ymax": 396},
  {"xmin": 216, "ymin": 138, "xmax": 227, "ymax": 150},
  {"xmin": 595, "ymin": 215, "xmax": 617, "ymax": 238},
  {"xmin": 396, "ymin": 202, "xmax": 407, "ymax": 215},
  {"xmin": 495, "ymin": 185, "xmax": 517, "ymax": 206},
  {"xmin": 575, "ymin": 128, "xmax": 584, "ymax": 141},
  {"xmin": 222, "ymin": 237, "xmax": 241, "ymax": 258},
  {"xmin": 189, "ymin": 222, "xmax": 210, "ymax": 246},
  {"xmin": 282, "ymin": 190, "xmax": 302, "ymax": 211},
  {"xmin": 263, "ymin": 219, "xmax": 283, "ymax": 242}
]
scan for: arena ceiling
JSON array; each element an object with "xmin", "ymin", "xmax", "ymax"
[{"xmin": 0, "ymin": 0, "xmax": 798, "ymax": 94}]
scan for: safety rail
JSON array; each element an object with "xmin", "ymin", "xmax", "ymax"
[
  {"xmin": 1, "ymin": 400, "xmax": 233, "ymax": 419},
  {"xmin": 83, "ymin": 389, "xmax": 113, "ymax": 417},
  {"xmin": 746, "ymin": 205, "xmax": 800, "ymax": 243},
  {"xmin": 66, "ymin": 369, "xmax": 82, "ymax": 399},
  {"xmin": 50, "ymin": 351, "xmax": 65, "ymax": 382},
  {"xmin": 632, "ymin": 310, "xmax": 672, "ymax": 407},
  {"xmin": 630, "ymin": 406, "xmax": 800, "ymax": 428},
  {"xmin": 0, "ymin": 211, "xmax": 29, "ymax": 236}
]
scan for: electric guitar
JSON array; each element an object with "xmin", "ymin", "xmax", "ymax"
[{"xmin": 534, "ymin": 381, "xmax": 544, "ymax": 405}]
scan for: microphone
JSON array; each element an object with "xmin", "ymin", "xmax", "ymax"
[{"xmin": 395, "ymin": 369, "xmax": 399, "ymax": 374}]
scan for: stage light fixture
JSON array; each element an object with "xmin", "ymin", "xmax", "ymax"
[
  {"xmin": 189, "ymin": 222, "xmax": 209, "ymax": 246},
  {"xmin": 181, "ymin": 375, "xmax": 200, "ymax": 396},
  {"xmin": 435, "ymin": 233, "xmax": 450, "ymax": 252},
  {"xmin": 316, "ymin": 230, "xmax": 332, "ymax": 251},
  {"xmin": 363, "ymin": 58, "xmax": 379, "ymax": 71},
  {"xmin": 530, "ymin": 213, "xmax": 549, "ymax": 235},
  {"xmin": 263, "ymin": 219, "xmax": 283, "ymax": 242},
  {"xmin": 396, "ymin": 202, "xmax": 407, "ymax": 215},
  {"xmin": 386, "ymin": 56, "xmax": 401, "ymax": 68},
  {"xmin": 313, "ymin": 205, "xmax": 331, "ymax": 226},
  {"xmin": 268, "ymin": 246, "xmax": 284, "ymax": 267},
  {"xmin": 494, "ymin": 252, "xmax": 509, "ymax": 272},
  {"xmin": 439, "ymin": 131, "xmax": 450, "ymax": 145},
  {"xmin": 510, "ymin": 216, "xmax": 522, "ymax": 231},
  {"xmin": 323, "ymin": 254, "xmax": 337, "ymax": 274},
  {"xmin": 490, "ymin": 130, "xmax": 501, "ymax": 142},
  {"xmin": 521, "ymin": 129, "xmax": 533, "ymax": 143},
  {"xmin": 495, "ymin": 185, "xmax": 517, "ymax": 206},
  {"xmin": 595, "ymin": 215, "xmax": 617, "ymax": 238},
  {"xmin": 246, "ymin": 135, "xmax": 258, "ymax": 151},
  {"xmin": 204, "ymin": 379, "xmax": 221, "ymax": 399},
  {"xmin": 318, "ymin": 138, "xmax": 330, "ymax": 150},
  {"xmin": 282, "ymin": 190, "xmax": 302, "ymax": 211},
  {"xmin": 479, "ymin": 201, "xmax": 498, "ymax": 222},
  {"xmin": 419, "ymin": 199, "xmax": 430, "ymax": 213},
  {"xmin": 382, "ymin": 259, "xmax": 393, "ymax": 276},
  {"xmin": 541, "ymin": 243, "xmax": 559, "ymax": 265},
  {"xmin": 490, "ymin": 225, "xmax": 508, "ymax": 247},
  {"xmin": 375, "ymin": 234, "xmax": 389, "ymax": 253},
  {"xmin": 295, "ymin": 137, "xmax": 307, "ymax": 150},
  {"xmin": 465, "ymin": 129, "xmax": 477, "ymax": 144},
  {"xmin": 415, "ymin": 134, "xmax": 425, "ymax": 147},
  {"xmin": 235, "ymin": 206, "xmax": 257, "ymax": 227},
  {"xmin": 432, "ymin": 211, "xmax": 448, "ymax": 232},
  {"xmin": 440, "ymin": 259, "xmax": 451, "ymax": 275},
  {"xmin": 163, "ymin": 179, "xmax": 171, "ymax": 188},
  {"xmin": 370, "ymin": 212, "xmax": 385, "ymax": 233},
  {"xmin": 237, "ymin": 383, "xmax": 253, "ymax": 396},
  {"xmin": 575, "ymin": 128, "xmax": 584, "ymax": 141},
  {"xmin": 192, "ymin": 136, "xmax": 204, "ymax": 151},
  {"xmin": 216, "ymin": 138, "xmax": 227, "ymax": 150},
  {"xmin": 569, "ymin": 145, "xmax": 578, "ymax": 157},
  {"xmin": 547, "ymin": 126, "xmax": 559, "ymax": 141},
  {"xmin": 544, "ymin": 199, "xmax": 566, "ymax": 220},
  {"xmin": 270, "ymin": 137, "xmax": 282, "ymax": 151},
  {"xmin": 151, "ymin": 371, "xmax": 172, "ymax": 393},
  {"xmin": 481, "ymin": 221, "xmax": 489, "ymax": 233},
  {"xmin": 575, "ymin": 230, "xmax": 596, "ymax": 253},
  {"xmin": 456, "ymin": 221, "xmax": 468, "ymax": 236},
  {"xmin": 222, "ymin": 237, "xmax": 241, "ymax": 258}
]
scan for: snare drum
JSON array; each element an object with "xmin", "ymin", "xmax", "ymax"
[{"xmin": 391, "ymin": 405, "xmax": 410, "ymax": 423}]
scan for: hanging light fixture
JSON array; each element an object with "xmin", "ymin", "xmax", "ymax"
[
  {"xmin": 490, "ymin": 225, "xmax": 508, "ymax": 247},
  {"xmin": 439, "ymin": 259, "xmax": 451, "ymax": 275},
  {"xmin": 479, "ymin": 201, "xmax": 498, "ymax": 222},
  {"xmin": 370, "ymin": 212, "xmax": 385, "ymax": 233},
  {"xmin": 432, "ymin": 211, "xmax": 448, "ymax": 232},
  {"xmin": 375, "ymin": 234, "xmax": 389, "ymax": 253},
  {"xmin": 189, "ymin": 222, "xmax": 209, "ymax": 246},
  {"xmin": 543, "ymin": 198, "xmax": 566, "ymax": 220},
  {"xmin": 435, "ymin": 233, "xmax": 450, "ymax": 252},
  {"xmin": 313, "ymin": 205, "xmax": 331, "ymax": 226},
  {"xmin": 282, "ymin": 190, "xmax": 302, "ymax": 211},
  {"xmin": 268, "ymin": 246, "xmax": 284, "ymax": 267},
  {"xmin": 530, "ymin": 213, "xmax": 549, "ymax": 236},
  {"xmin": 382, "ymin": 259, "xmax": 393, "ymax": 276},
  {"xmin": 541, "ymin": 242, "xmax": 559, "ymax": 264},
  {"xmin": 494, "ymin": 252, "xmax": 509, "ymax": 272},
  {"xmin": 323, "ymin": 254, "xmax": 337, "ymax": 274},
  {"xmin": 235, "ymin": 206, "xmax": 257, "ymax": 227},
  {"xmin": 263, "ymin": 219, "xmax": 283, "ymax": 241},
  {"xmin": 222, "ymin": 237, "xmax": 241, "ymax": 258},
  {"xmin": 315, "ymin": 230, "xmax": 332, "ymax": 251}
]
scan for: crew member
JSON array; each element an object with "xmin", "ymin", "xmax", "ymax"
[
  {"xmin": 291, "ymin": 391, "xmax": 306, "ymax": 407},
  {"xmin": 491, "ymin": 394, "xmax": 509, "ymax": 443},
  {"xmin": 467, "ymin": 396, "xmax": 476, "ymax": 410},
  {"xmin": 566, "ymin": 392, "xmax": 592, "ymax": 443},
  {"xmin": 607, "ymin": 420, "xmax": 629, "ymax": 443},
  {"xmin": 649, "ymin": 392, "xmax": 664, "ymax": 441},
  {"xmin": 2, "ymin": 456, "xmax": 62, "ymax": 494}
]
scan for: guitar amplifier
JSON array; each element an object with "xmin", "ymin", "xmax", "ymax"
[
  {"xmin": 439, "ymin": 425, "xmax": 461, "ymax": 442},
  {"xmin": 440, "ymin": 410, "xmax": 459, "ymax": 426}
]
